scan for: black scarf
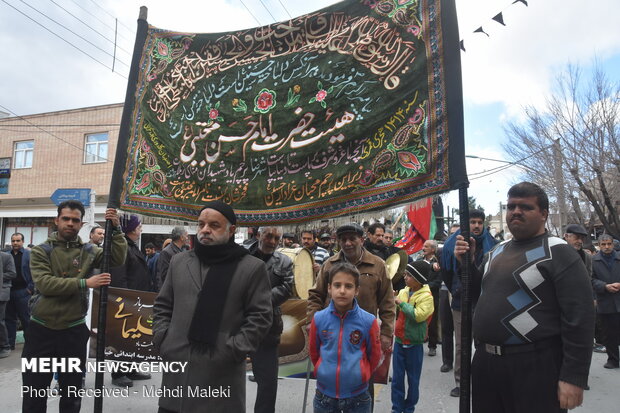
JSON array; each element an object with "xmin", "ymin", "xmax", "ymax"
[
  {"xmin": 363, "ymin": 238, "xmax": 389, "ymax": 259},
  {"xmin": 188, "ymin": 238, "xmax": 248, "ymax": 352}
]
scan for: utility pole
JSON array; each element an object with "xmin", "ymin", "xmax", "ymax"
[
  {"xmin": 499, "ymin": 201, "xmax": 503, "ymax": 237},
  {"xmin": 553, "ymin": 139, "xmax": 567, "ymax": 234}
]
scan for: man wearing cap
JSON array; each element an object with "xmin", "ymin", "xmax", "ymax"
[
  {"xmin": 307, "ymin": 223, "xmax": 395, "ymax": 409},
  {"xmin": 153, "ymin": 201, "xmax": 272, "ymax": 413},
  {"xmin": 282, "ymin": 233, "xmax": 295, "ymax": 248},
  {"xmin": 109, "ymin": 214, "xmax": 153, "ymax": 387},
  {"xmin": 317, "ymin": 232, "xmax": 334, "ymax": 256},
  {"xmin": 454, "ymin": 182, "xmax": 594, "ymax": 412},
  {"xmin": 563, "ymin": 224, "xmax": 592, "ymax": 276},
  {"xmin": 564, "ymin": 225, "xmax": 604, "ymax": 355}
]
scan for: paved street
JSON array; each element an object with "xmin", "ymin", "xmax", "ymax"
[{"xmin": 1, "ymin": 342, "xmax": 617, "ymax": 412}]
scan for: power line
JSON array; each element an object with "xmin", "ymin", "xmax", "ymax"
[
  {"xmin": 0, "ymin": 103, "xmax": 112, "ymax": 162},
  {"xmin": 467, "ymin": 144, "xmax": 555, "ymax": 181},
  {"xmin": 67, "ymin": 0, "xmax": 133, "ymax": 43},
  {"xmin": 49, "ymin": 0, "xmax": 133, "ymax": 57},
  {"xmin": 17, "ymin": 0, "xmax": 130, "ymax": 69},
  {"xmin": 0, "ymin": 0, "xmax": 128, "ymax": 79},
  {"xmin": 258, "ymin": 0, "xmax": 278, "ymax": 22},
  {"xmin": 86, "ymin": 0, "xmax": 134, "ymax": 34},
  {"xmin": 239, "ymin": 0, "xmax": 263, "ymax": 26},
  {"xmin": 276, "ymin": 0, "xmax": 293, "ymax": 19}
]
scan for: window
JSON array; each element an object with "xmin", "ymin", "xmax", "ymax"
[
  {"xmin": 84, "ymin": 132, "xmax": 108, "ymax": 163},
  {"xmin": 14, "ymin": 140, "xmax": 34, "ymax": 169}
]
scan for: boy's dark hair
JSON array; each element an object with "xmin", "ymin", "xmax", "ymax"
[
  {"xmin": 508, "ymin": 182, "xmax": 549, "ymax": 212},
  {"xmin": 327, "ymin": 262, "xmax": 360, "ymax": 287},
  {"xmin": 367, "ymin": 222, "xmax": 386, "ymax": 235},
  {"xmin": 144, "ymin": 242, "xmax": 156, "ymax": 249},
  {"xmin": 470, "ymin": 209, "xmax": 485, "ymax": 221},
  {"xmin": 57, "ymin": 200, "xmax": 85, "ymax": 219}
]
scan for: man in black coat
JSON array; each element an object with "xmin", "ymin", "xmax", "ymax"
[
  {"xmin": 246, "ymin": 227, "xmax": 294, "ymax": 413},
  {"xmin": 591, "ymin": 234, "xmax": 620, "ymax": 369}
]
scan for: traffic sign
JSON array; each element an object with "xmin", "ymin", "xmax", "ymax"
[{"xmin": 51, "ymin": 188, "xmax": 91, "ymax": 206}]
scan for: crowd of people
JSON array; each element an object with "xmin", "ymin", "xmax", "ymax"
[{"xmin": 2, "ymin": 181, "xmax": 619, "ymax": 413}]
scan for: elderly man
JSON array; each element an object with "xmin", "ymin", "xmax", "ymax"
[
  {"xmin": 153, "ymin": 201, "xmax": 272, "ymax": 413},
  {"xmin": 156, "ymin": 226, "xmax": 188, "ymax": 290},
  {"xmin": 591, "ymin": 234, "xmax": 620, "ymax": 369},
  {"xmin": 246, "ymin": 227, "xmax": 293, "ymax": 413},
  {"xmin": 419, "ymin": 239, "xmax": 441, "ymax": 357},
  {"xmin": 308, "ymin": 223, "xmax": 395, "ymax": 409},
  {"xmin": 455, "ymin": 182, "xmax": 594, "ymax": 412},
  {"xmin": 564, "ymin": 225, "xmax": 604, "ymax": 355}
]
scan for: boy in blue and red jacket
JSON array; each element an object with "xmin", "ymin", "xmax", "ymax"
[{"xmin": 309, "ymin": 262, "xmax": 382, "ymax": 413}]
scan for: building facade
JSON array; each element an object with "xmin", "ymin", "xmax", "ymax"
[{"xmin": 0, "ymin": 103, "xmax": 193, "ymax": 249}]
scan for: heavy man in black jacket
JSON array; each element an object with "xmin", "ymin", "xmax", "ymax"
[
  {"xmin": 455, "ymin": 182, "xmax": 594, "ymax": 412},
  {"xmin": 246, "ymin": 226, "xmax": 294, "ymax": 413}
]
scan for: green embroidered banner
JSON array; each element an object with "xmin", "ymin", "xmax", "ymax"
[{"xmin": 111, "ymin": 0, "xmax": 466, "ymax": 224}]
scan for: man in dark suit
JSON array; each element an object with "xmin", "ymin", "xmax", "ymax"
[{"xmin": 153, "ymin": 201, "xmax": 272, "ymax": 413}]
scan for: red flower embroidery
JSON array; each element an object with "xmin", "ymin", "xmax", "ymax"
[
  {"xmin": 254, "ymin": 89, "xmax": 277, "ymax": 113},
  {"xmin": 209, "ymin": 108, "xmax": 219, "ymax": 119},
  {"xmin": 257, "ymin": 92, "xmax": 273, "ymax": 110},
  {"xmin": 316, "ymin": 90, "xmax": 327, "ymax": 102}
]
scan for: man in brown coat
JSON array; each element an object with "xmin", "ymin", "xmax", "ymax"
[{"xmin": 153, "ymin": 201, "xmax": 272, "ymax": 413}]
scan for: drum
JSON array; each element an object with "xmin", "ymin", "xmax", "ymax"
[
  {"xmin": 277, "ymin": 247, "xmax": 315, "ymax": 299},
  {"xmin": 386, "ymin": 249, "xmax": 409, "ymax": 284}
]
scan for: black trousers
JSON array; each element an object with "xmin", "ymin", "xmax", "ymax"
[
  {"xmin": 427, "ymin": 288, "xmax": 440, "ymax": 349},
  {"xmin": 439, "ymin": 289, "xmax": 454, "ymax": 367},
  {"xmin": 22, "ymin": 322, "xmax": 89, "ymax": 413},
  {"xmin": 472, "ymin": 343, "xmax": 566, "ymax": 413},
  {"xmin": 600, "ymin": 312, "xmax": 620, "ymax": 366},
  {"xmin": 250, "ymin": 339, "xmax": 280, "ymax": 413}
]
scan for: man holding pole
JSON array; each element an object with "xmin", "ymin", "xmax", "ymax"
[
  {"xmin": 21, "ymin": 201, "xmax": 127, "ymax": 413},
  {"xmin": 454, "ymin": 182, "xmax": 594, "ymax": 412}
]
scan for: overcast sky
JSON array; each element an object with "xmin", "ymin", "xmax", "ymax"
[{"xmin": 1, "ymin": 0, "xmax": 619, "ymax": 216}]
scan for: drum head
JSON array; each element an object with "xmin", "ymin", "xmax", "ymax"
[
  {"xmin": 277, "ymin": 247, "xmax": 315, "ymax": 299},
  {"xmin": 385, "ymin": 253, "xmax": 401, "ymax": 280}
]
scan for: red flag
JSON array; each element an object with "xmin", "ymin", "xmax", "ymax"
[{"xmin": 395, "ymin": 198, "xmax": 436, "ymax": 254}]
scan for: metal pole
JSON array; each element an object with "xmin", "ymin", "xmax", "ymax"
[
  {"xmin": 94, "ymin": 7, "xmax": 148, "ymax": 412},
  {"xmin": 301, "ymin": 357, "xmax": 312, "ymax": 413},
  {"xmin": 93, "ymin": 218, "xmax": 114, "ymax": 412},
  {"xmin": 458, "ymin": 187, "xmax": 472, "ymax": 413}
]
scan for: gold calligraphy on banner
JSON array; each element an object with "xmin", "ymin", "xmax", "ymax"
[{"xmin": 148, "ymin": 13, "xmax": 416, "ymax": 122}]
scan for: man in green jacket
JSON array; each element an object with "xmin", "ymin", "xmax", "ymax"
[{"xmin": 22, "ymin": 200, "xmax": 127, "ymax": 413}]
